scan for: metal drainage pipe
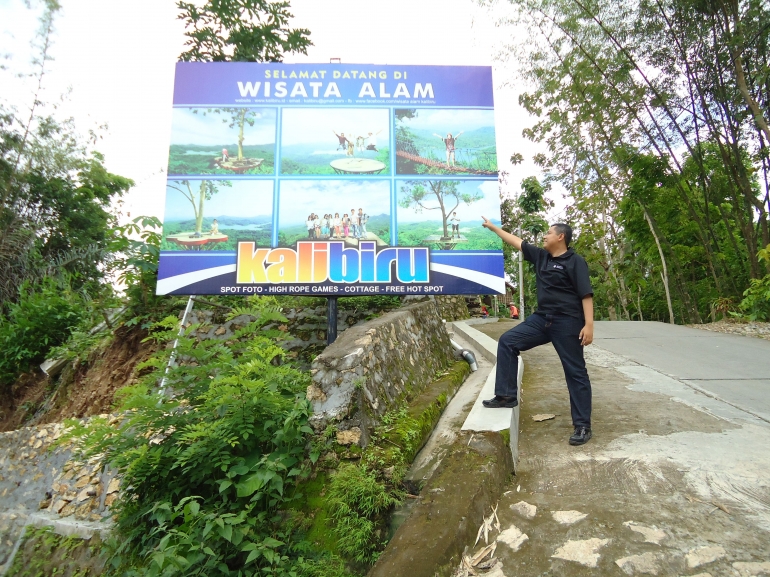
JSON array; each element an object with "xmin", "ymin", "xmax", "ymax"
[{"xmin": 450, "ymin": 339, "xmax": 478, "ymax": 372}]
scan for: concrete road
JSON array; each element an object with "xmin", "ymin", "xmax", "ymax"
[
  {"xmin": 465, "ymin": 320, "xmax": 770, "ymax": 576},
  {"xmin": 593, "ymin": 321, "xmax": 770, "ymax": 422}
]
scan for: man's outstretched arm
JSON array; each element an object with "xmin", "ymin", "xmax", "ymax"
[
  {"xmin": 579, "ymin": 296, "xmax": 594, "ymax": 346},
  {"xmin": 481, "ymin": 216, "xmax": 524, "ymax": 251}
]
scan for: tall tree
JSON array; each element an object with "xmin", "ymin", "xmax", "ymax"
[
  {"xmin": 177, "ymin": 0, "xmax": 311, "ymax": 62},
  {"xmin": 493, "ymin": 0, "xmax": 769, "ymax": 321}
]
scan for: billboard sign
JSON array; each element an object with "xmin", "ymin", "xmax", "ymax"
[{"xmin": 157, "ymin": 63, "xmax": 504, "ymax": 296}]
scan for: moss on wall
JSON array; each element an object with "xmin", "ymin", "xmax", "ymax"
[
  {"xmin": 6, "ymin": 525, "xmax": 104, "ymax": 577},
  {"xmin": 296, "ymin": 360, "xmax": 471, "ymax": 571}
]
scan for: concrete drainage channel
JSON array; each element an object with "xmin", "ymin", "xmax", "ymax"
[{"xmin": 369, "ymin": 318, "xmax": 521, "ymax": 577}]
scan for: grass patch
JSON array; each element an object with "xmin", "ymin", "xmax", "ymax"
[{"xmin": 7, "ymin": 525, "xmax": 103, "ymax": 577}]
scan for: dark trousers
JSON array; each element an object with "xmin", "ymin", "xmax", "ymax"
[{"xmin": 495, "ymin": 313, "xmax": 592, "ymax": 427}]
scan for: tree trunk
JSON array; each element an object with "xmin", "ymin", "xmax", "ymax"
[
  {"xmin": 237, "ymin": 109, "xmax": 246, "ymax": 160},
  {"xmin": 196, "ymin": 182, "xmax": 206, "ymax": 233},
  {"xmin": 643, "ymin": 205, "xmax": 675, "ymax": 324}
]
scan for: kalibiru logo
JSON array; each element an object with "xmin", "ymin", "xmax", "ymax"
[{"xmin": 236, "ymin": 241, "xmax": 430, "ymax": 284}]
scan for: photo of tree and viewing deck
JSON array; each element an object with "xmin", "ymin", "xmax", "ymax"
[
  {"xmin": 397, "ymin": 180, "xmax": 502, "ymax": 250},
  {"xmin": 167, "ymin": 107, "xmax": 276, "ymax": 175},
  {"xmin": 276, "ymin": 180, "xmax": 391, "ymax": 247},
  {"xmin": 161, "ymin": 180, "xmax": 273, "ymax": 250},
  {"xmin": 280, "ymin": 108, "xmax": 390, "ymax": 175},
  {"xmin": 395, "ymin": 108, "xmax": 498, "ymax": 176}
]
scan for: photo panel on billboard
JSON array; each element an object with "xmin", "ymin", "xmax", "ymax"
[
  {"xmin": 395, "ymin": 108, "xmax": 497, "ymax": 176},
  {"xmin": 162, "ymin": 180, "xmax": 274, "ymax": 251},
  {"xmin": 396, "ymin": 179, "xmax": 503, "ymax": 250},
  {"xmin": 277, "ymin": 180, "xmax": 392, "ymax": 248},
  {"xmin": 280, "ymin": 108, "xmax": 391, "ymax": 176},
  {"xmin": 168, "ymin": 107, "xmax": 277, "ymax": 176}
]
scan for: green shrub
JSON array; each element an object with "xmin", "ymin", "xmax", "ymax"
[
  {"xmin": 0, "ymin": 278, "xmax": 85, "ymax": 388},
  {"xmin": 737, "ymin": 245, "xmax": 770, "ymax": 321},
  {"xmin": 326, "ymin": 464, "xmax": 400, "ymax": 565},
  {"xmin": 66, "ymin": 297, "xmax": 334, "ymax": 576}
]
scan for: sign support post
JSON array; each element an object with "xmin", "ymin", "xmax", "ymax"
[{"xmin": 327, "ymin": 297, "xmax": 338, "ymax": 345}]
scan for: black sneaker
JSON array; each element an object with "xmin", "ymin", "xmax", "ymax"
[
  {"xmin": 569, "ymin": 426, "xmax": 592, "ymax": 445},
  {"xmin": 482, "ymin": 395, "xmax": 518, "ymax": 408}
]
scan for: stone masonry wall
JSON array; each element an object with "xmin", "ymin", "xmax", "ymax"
[
  {"xmin": 0, "ymin": 420, "xmax": 119, "ymax": 574},
  {"xmin": 306, "ymin": 300, "xmax": 456, "ymax": 447},
  {"xmin": 432, "ymin": 295, "xmax": 470, "ymax": 322}
]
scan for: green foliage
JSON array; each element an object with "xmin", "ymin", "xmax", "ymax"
[
  {"xmin": 1, "ymin": 2, "xmax": 133, "ymax": 307},
  {"xmin": 0, "ymin": 278, "xmax": 85, "ymax": 389},
  {"xmin": 326, "ymin": 464, "xmax": 400, "ymax": 565},
  {"xmin": 106, "ymin": 215, "xmax": 179, "ymax": 325},
  {"xmin": 502, "ymin": 0, "xmax": 770, "ymax": 323},
  {"xmin": 66, "ymin": 299, "xmax": 322, "ymax": 576},
  {"xmin": 177, "ymin": 0, "xmax": 312, "ymax": 63},
  {"xmin": 738, "ymin": 245, "xmax": 770, "ymax": 321}
]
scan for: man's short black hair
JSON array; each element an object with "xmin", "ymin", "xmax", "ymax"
[{"xmin": 552, "ymin": 223, "xmax": 573, "ymax": 247}]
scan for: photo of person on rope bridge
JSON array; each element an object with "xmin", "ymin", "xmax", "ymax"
[
  {"xmin": 433, "ymin": 131, "xmax": 464, "ymax": 166},
  {"xmin": 395, "ymin": 108, "xmax": 498, "ymax": 176}
]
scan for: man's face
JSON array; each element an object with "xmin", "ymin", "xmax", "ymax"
[{"xmin": 542, "ymin": 226, "xmax": 563, "ymax": 250}]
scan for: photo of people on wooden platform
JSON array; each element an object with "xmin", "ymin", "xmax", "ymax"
[
  {"xmin": 162, "ymin": 180, "xmax": 273, "ymax": 250},
  {"xmin": 277, "ymin": 180, "xmax": 391, "ymax": 247},
  {"xmin": 167, "ymin": 107, "xmax": 276, "ymax": 175},
  {"xmin": 280, "ymin": 108, "xmax": 390, "ymax": 175},
  {"xmin": 397, "ymin": 180, "xmax": 502, "ymax": 250},
  {"xmin": 395, "ymin": 108, "xmax": 497, "ymax": 176}
]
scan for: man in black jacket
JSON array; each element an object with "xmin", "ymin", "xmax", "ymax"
[{"xmin": 480, "ymin": 219, "xmax": 595, "ymax": 445}]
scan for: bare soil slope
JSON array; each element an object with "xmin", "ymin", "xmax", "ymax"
[{"xmin": 0, "ymin": 325, "xmax": 156, "ymax": 432}]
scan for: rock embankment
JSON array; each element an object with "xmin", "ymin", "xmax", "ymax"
[{"xmin": 307, "ymin": 300, "xmax": 459, "ymax": 446}]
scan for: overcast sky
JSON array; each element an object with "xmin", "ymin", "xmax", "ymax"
[{"xmin": 0, "ymin": 0, "xmax": 566, "ymax": 222}]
